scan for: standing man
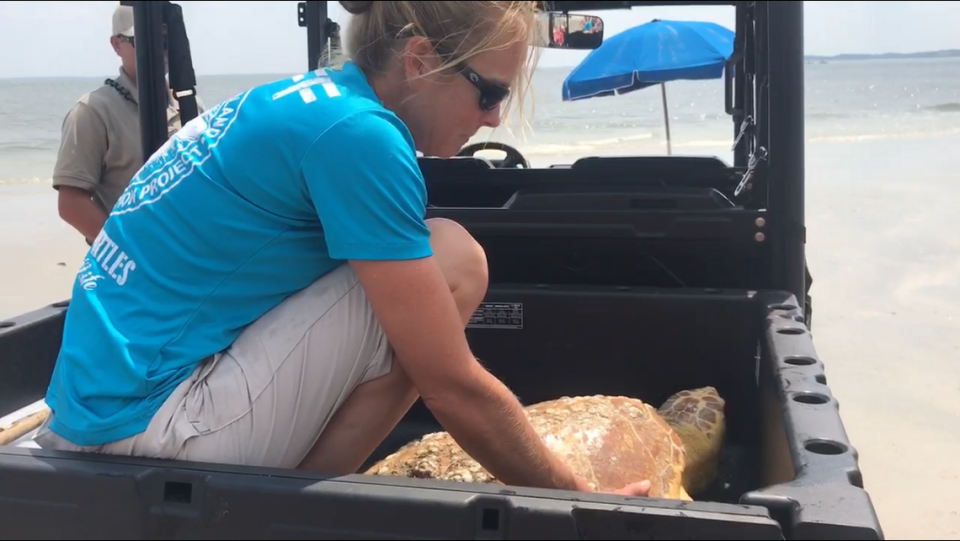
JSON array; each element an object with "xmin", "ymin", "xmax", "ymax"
[{"xmin": 52, "ymin": 4, "xmax": 203, "ymax": 244}]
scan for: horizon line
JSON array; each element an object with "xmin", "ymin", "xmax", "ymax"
[{"xmin": 3, "ymin": 48, "xmax": 957, "ymax": 81}]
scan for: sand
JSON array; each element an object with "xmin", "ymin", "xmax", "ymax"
[
  {"xmin": 1, "ymin": 136, "xmax": 958, "ymax": 539},
  {"xmin": 0, "ymin": 184, "xmax": 89, "ymax": 320},
  {"xmin": 801, "ymin": 137, "xmax": 960, "ymax": 540}
]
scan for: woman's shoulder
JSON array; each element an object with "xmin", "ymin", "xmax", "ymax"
[
  {"xmin": 241, "ymin": 63, "xmax": 413, "ymax": 152},
  {"xmin": 311, "ymin": 62, "xmax": 414, "ymax": 147}
]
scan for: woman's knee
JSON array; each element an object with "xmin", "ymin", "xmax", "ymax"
[{"xmin": 426, "ymin": 218, "xmax": 488, "ymax": 315}]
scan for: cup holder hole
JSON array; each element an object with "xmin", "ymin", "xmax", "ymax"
[
  {"xmin": 815, "ymin": 374, "xmax": 827, "ymax": 385},
  {"xmin": 0, "ymin": 321, "xmax": 14, "ymax": 329},
  {"xmin": 804, "ymin": 439, "xmax": 848, "ymax": 456},
  {"xmin": 793, "ymin": 392, "xmax": 830, "ymax": 405},
  {"xmin": 784, "ymin": 356, "xmax": 816, "ymax": 366},
  {"xmin": 777, "ymin": 327, "xmax": 806, "ymax": 335}
]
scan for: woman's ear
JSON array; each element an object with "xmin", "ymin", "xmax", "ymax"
[{"xmin": 402, "ymin": 35, "xmax": 440, "ymax": 81}]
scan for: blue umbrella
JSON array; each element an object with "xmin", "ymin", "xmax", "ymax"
[{"xmin": 562, "ymin": 18, "xmax": 735, "ymax": 154}]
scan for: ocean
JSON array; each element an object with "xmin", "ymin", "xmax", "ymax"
[{"xmin": 1, "ymin": 56, "xmax": 959, "ymax": 184}]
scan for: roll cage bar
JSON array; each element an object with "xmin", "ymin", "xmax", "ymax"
[{"xmin": 119, "ymin": 0, "xmax": 806, "ymax": 315}]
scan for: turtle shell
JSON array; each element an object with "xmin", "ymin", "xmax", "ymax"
[{"xmin": 365, "ymin": 395, "xmax": 690, "ymax": 500}]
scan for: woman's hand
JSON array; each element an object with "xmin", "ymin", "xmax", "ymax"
[{"xmin": 608, "ymin": 480, "xmax": 652, "ymax": 497}]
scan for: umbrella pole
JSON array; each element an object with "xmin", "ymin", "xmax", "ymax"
[{"xmin": 660, "ymin": 82, "xmax": 672, "ymax": 155}]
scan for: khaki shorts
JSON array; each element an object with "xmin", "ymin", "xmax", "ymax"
[{"xmin": 35, "ymin": 263, "xmax": 395, "ymax": 469}]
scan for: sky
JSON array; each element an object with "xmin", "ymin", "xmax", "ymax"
[{"xmin": 0, "ymin": 1, "xmax": 958, "ymax": 78}]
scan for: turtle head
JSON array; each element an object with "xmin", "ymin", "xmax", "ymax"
[
  {"xmin": 656, "ymin": 386, "xmax": 726, "ymax": 439},
  {"xmin": 656, "ymin": 386, "xmax": 727, "ymax": 496}
]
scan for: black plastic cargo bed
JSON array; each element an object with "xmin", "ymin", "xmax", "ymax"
[{"xmin": 0, "ymin": 284, "xmax": 881, "ymax": 539}]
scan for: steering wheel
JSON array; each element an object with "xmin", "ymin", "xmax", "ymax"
[{"xmin": 457, "ymin": 142, "xmax": 530, "ymax": 169}]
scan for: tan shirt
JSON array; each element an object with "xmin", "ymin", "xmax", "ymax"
[{"xmin": 51, "ymin": 68, "xmax": 205, "ymax": 213}]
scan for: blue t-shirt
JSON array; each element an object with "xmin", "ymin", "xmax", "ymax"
[{"xmin": 45, "ymin": 61, "xmax": 434, "ymax": 447}]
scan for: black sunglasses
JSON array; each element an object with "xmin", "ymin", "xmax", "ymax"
[
  {"xmin": 457, "ymin": 64, "xmax": 511, "ymax": 112},
  {"xmin": 118, "ymin": 34, "xmax": 168, "ymax": 51},
  {"xmin": 395, "ymin": 26, "xmax": 511, "ymax": 112}
]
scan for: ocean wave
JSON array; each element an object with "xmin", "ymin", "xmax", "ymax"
[
  {"xmin": 510, "ymin": 125, "xmax": 960, "ymax": 157},
  {"xmin": 920, "ymin": 103, "xmax": 960, "ymax": 113},
  {"xmin": 515, "ymin": 133, "xmax": 655, "ymax": 156},
  {"xmin": 662, "ymin": 126, "xmax": 960, "ymax": 148},
  {"xmin": 807, "ymin": 126, "xmax": 960, "ymax": 143},
  {"xmin": 0, "ymin": 176, "xmax": 51, "ymax": 186},
  {"xmin": 0, "ymin": 141, "xmax": 54, "ymax": 153}
]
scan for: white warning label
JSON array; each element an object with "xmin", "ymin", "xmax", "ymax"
[{"xmin": 467, "ymin": 302, "xmax": 523, "ymax": 330}]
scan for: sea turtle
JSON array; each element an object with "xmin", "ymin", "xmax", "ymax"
[{"xmin": 364, "ymin": 386, "xmax": 726, "ymax": 501}]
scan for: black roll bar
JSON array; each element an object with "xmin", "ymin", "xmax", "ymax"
[
  {"xmin": 299, "ymin": 1, "xmax": 330, "ymax": 72},
  {"xmin": 765, "ymin": 1, "xmax": 806, "ymax": 310},
  {"xmin": 122, "ymin": 0, "xmax": 167, "ymax": 163}
]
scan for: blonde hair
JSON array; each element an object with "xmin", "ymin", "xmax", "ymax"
[{"xmin": 338, "ymin": 1, "xmax": 543, "ymax": 132}]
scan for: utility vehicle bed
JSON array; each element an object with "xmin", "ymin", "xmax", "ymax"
[{"xmin": 1, "ymin": 278, "xmax": 881, "ymax": 539}]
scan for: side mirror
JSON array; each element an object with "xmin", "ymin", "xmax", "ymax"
[{"xmin": 533, "ymin": 12, "xmax": 604, "ymax": 50}]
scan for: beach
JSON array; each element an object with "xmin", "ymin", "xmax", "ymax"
[
  {"xmin": 2, "ymin": 58, "xmax": 960, "ymax": 538},
  {"xmin": 0, "ymin": 184, "xmax": 87, "ymax": 319},
  {"xmin": 802, "ymin": 135, "xmax": 960, "ymax": 541}
]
